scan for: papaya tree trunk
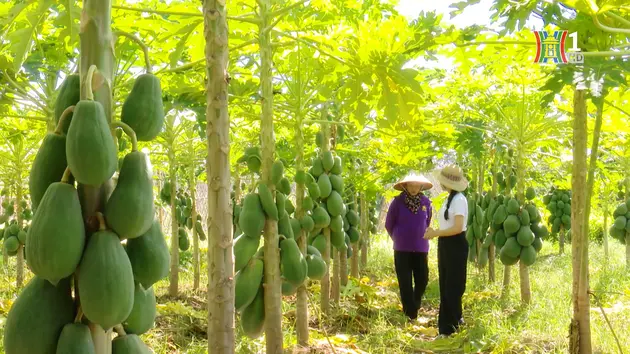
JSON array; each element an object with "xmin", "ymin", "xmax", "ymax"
[
  {"xmin": 158, "ymin": 176, "xmax": 164, "ymax": 226},
  {"xmin": 626, "ymin": 235, "xmax": 630, "ymax": 270},
  {"xmin": 603, "ymin": 206, "xmax": 608, "ymax": 262},
  {"xmin": 15, "ymin": 170, "xmax": 24, "ymax": 288},
  {"xmin": 168, "ymin": 151, "xmax": 179, "ymax": 298},
  {"xmin": 332, "ymin": 249, "xmax": 340, "ymax": 304},
  {"xmin": 489, "ymin": 148, "xmax": 498, "ymax": 283},
  {"xmin": 340, "ymin": 245, "xmax": 348, "ymax": 286},
  {"xmin": 515, "ymin": 143, "xmax": 531, "ymax": 305},
  {"xmin": 476, "ymin": 158, "xmax": 485, "ymax": 268},
  {"xmin": 583, "ymin": 97, "xmax": 604, "ymax": 239},
  {"xmin": 203, "ymin": 0, "xmax": 235, "ymax": 350},
  {"xmin": 294, "ymin": 106, "xmax": 309, "ymax": 346},
  {"xmin": 559, "ymin": 227, "xmax": 565, "ymax": 255},
  {"xmin": 350, "ymin": 192, "xmax": 359, "ymax": 278},
  {"xmin": 80, "ymin": 0, "xmax": 115, "ymax": 351},
  {"xmin": 3, "ymin": 188, "xmax": 9, "ymax": 272},
  {"xmin": 320, "ymin": 120, "xmax": 331, "ymax": 316},
  {"xmin": 501, "ymin": 161, "xmax": 512, "ymax": 301},
  {"xmin": 569, "ymin": 87, "xmax": 592, "ymax": 354},
  {"xmin": 190, "ymin": 163, "xmax": 200, "ymax": 291},
  {"xmin": 360, "ymin": 193, "xmax": 368, "ymax": 271},
  {"xmin": 257, "ymin": 2, "xmax": 282, "ymax": 351}
]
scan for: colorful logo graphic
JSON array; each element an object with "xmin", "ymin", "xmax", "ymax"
[{"xmin": 533, "ymin": 30, "xmax": 583, "ymax": 64}]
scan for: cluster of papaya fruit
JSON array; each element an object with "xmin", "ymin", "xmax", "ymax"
[
  {"xmin": 304, "ymin": 147, "xmax": 359, "ymax": 258},
  {"xmin": 496, "ymin": 169, "xmax": 517, "ymax": 192},
  {"xmin": 0, "ymin": 197, "xmax": 31, "ymax": 258},
  {"xmin": 2, "ymin": 220, "xmax": 28, "ymax": 258},
  {"xmin": 609, "ymin": 200, "xmax": 630, "ymax": 243},
  {"xmin": 465, "ymin": 192, "xmax": 492, "ymax": 266},
  {"xmin": 173, "ymin": 188, "xmax": 206, "ymax": 251},
  {"xmin": 543, "ymin": 187, "xmax": 572, "ymax": 234},
  {"xmin": 1, "ymin": 196, "xmax": 33, "ymax": 222},
  {"xmin": 616, "ymin": 181, "xmax": 626, "ymax": 201},
  {"xmin": 234, "ymin": 155, "xmax": 321, "ymax": 339},
  {"xmin": 4, "ymin": 66, "xmax": 167, "ymax": 353},
  {"xmin": 483, "ymin": 188, "xmax": 547, "ymax": 266}
]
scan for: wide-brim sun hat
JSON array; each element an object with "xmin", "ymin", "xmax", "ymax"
[
  {"xmin": 434, "ymin": 165, "xmax": 469, "ymax": 192},
  {"xmin": 393, "ymin": 173, "xmax": 433, "ymax": 191}
]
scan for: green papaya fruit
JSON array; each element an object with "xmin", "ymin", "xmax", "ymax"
[
  {"xmin": 195, "ymin": 220, "xmax": 206, "ymax": 241},
  {"xmin": 55, "ymin": 322, "xmax": 96, "ymax": 354},
  {"xmin": 4, "ymin": 276, "xmax": 74, "ymax": 354},
  {"xmin": 29, "ymin": 132, "xmax": 70, "ymax": 210},
  {"xmin": 330, "ymin": 229, "xmax": 345, "ymax": 249},
  {"xmin": 312, "ymin": 234, "xmax": 327, "ymax": 255},
  {"xmin": 78, "ymin": 230, "xmax": 135, "ymax": 330},
  {"xmin": 121, "ymin": 74, "xmax": 165, "ymax": 141},
  {"xmin": 347, "ymin": 210, "xmax": 360, "ymax": 226},
  {"xmin": 317, "ymin": 174, "xmax": 332, "ymax": 199},
  {"xmin": 348, "ymin": 227, "xmax": 360, "ymax": 243},
  {"xmin": 278, "ymin": 212, "xmax": 294, "ymax": 239},
  {"xmin": 307, "ymin": 181, "xmax": 321, "ymax": 199},
  {"xmin": 307, "ymin": 245, "xmax": 322, "ymax": 257},
  {"xmin": 306, "ymin": 254, "xmax": 327, "ymax": 280},
  {"xmin": 502, "ymin": 237, "xmax": 522, "ymax": 259},
  {"xmin": 300, "ymin": 215, "xmax": 315, "ymax": 232},
  {"xmin": 53, "ymin": 74, "xmax": 81, "ymax": 134},
  {"xmin": 285, "ymin": 199, "xmax": 295, "ymax": 215},
  {"xmin": 290, "ymin": 218, "xmax": 302, "ymax": 238},
  {"xmin": 241, "ymin": 287, "xmax": 265, "ymax": 339},
  {"xmin": 271, "ymin": 160, "xmax": 284, "ymax": 186},
  {"xmin": 27, "ymin": 182, "xmax": 85, "ymax": 285},
  {"xmin": 179, "ymin": 234, "xmax": 190, "ymax": 251},
  {"xmin": 234, "ymin": 233, "xmax": 261, "ymax": 272},
  {"xmin": 235, "ymin": 257, "xmax": 264, "ymax": 312},
  {"xmin": 111, "ymin": 334, "xmax": 152, "ymax": 354},
  {"xmin": 294, "ymin": 170, "xmax": 307, "ymax": 185},
  {"xmin": 302, "ymin": 196, "xmax": 314, "ymax": 211},
  {"xmin": 525, "ymin": 187, "xmax": 536, "ymax": 200},
  {"xmin": 4, "ymin": 236, "xmax": 19, "ymax": 253},
  {"xmin": 282, "ymin": 280, "xmax": 297, "ymax": 296},
  {"xmin": 322, "ymin": 151, "xmax": 334, "ymax": 171},
  {"xmin": 311, "ymin": 158, "xmax": 324, "ymax": 177},
  {"xmin": 104, "ymin": 151, "xmax": 154, "ymax": 239},
  {"xmin": 516, "ymin": 226, "xmax": 535, "ymax": 246},
  {"xmin": 326, "ymin": 191, "xmax": 344, "ymax": 217},
  {"xmin": 66, "ymin": 100, "xmax": 117, "ymax": 185},
  {"xmin": 329, "ymin": 174, "xmax": 344, "ymax": 193},
  {"xmin": 123, "ymin": 283, "xmax": 156, "ymax": 335},
  {"xmin": 280, "ymin": 238, "xmax": 307, "ymax": 286},
  {"xmin": 279, "ymin": 177, "xmax": 291, "ymax": 196},
  {"xmin": 17, "ymin": 230, "xmax": 26, "ymax": 244},
  {"xmin": 331, "ymin": 156, "xmax": 343, "ymax": 175},
  {"xmin": 312, "ymin": 206, "xmax": 331, "ymax": 228},
  {"xmin": 126, "ymin": 219, "xmax": 170, "ymax": 288},
  {"xmin": 247, "ymin": 156, "xmax": 262, "ymax": 172},
  {"xmin": 275, "ymin": 192, "xmax": 286, "ymax": 216},
  {"xmin": 257, "ymin": 182, "xmax": 278, "ymax": 220},
  {"xmin": 238, "ymin": 194, "xmax": 266, "ymax": 239}
]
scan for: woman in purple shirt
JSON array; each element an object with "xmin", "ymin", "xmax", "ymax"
[{"xmin": 385, "ymin": 173, "xmax": 433, "ymax": 321}]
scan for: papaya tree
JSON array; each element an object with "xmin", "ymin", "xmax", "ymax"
[
  {"xmin": 0, "ymin": 127, "xmax": 38, "ymax": 288},
  {"xmin": 2, "ymin": 1, "xmax": 168, "ymax": 352}
]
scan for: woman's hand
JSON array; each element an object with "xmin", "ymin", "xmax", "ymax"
[{"xmin": 424, "ymin": 227, "xmax": 440, "ymax": 240}]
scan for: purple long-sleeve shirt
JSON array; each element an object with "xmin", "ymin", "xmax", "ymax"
[{"xmin": 385, "ymin": 192, "xmax": 432, "ymax": 253}]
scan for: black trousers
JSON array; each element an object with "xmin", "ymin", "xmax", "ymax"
[
  {"xmin": 437, "ymin": 231, "xmax": 468, "ymax": 335},
  {"xmin": 394, "ymin": 251, "xmax": 429, "ymax": 319}
]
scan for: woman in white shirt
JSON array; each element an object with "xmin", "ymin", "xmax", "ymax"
[{"xmin": 424, "ymin": 165, "xmax": 469, "ymax": 337}]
